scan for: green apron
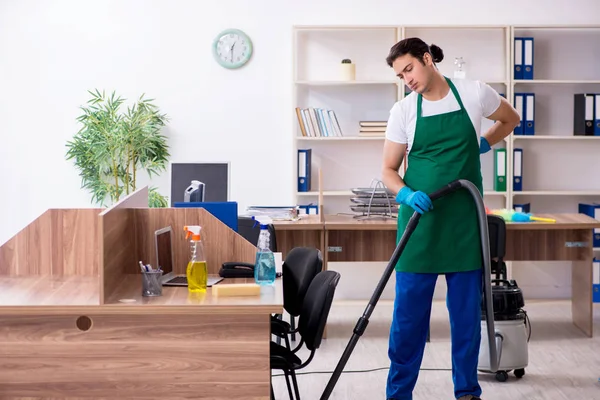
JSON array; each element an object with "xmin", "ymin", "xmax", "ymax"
[{"xmin": 396, "ymin": 76, "xmax": 484, "ymax": 274}]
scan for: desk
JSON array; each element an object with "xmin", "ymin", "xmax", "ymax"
[
  {"xmin": 0, "ymin": 187, "xmax": 282, "ymax": 399},
  {"xmin": 274, "ymin": 213, "xmax": 600, "ymax": 337},
  {"xmin": 0, "ymin": 275, "xmax": 281, "ymax": 399}
]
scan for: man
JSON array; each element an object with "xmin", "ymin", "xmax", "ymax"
[{"xmin": 381, "ymin": 37, "xmax": 520, "ymax": 400}]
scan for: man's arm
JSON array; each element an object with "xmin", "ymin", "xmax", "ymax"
[
  {"xmin": 482, "ymin": 96, "xmax": 520, "ymax": 146},
  {"xmin": 381, "ymin": 139, "xmax": 407, "ymax": 195}
]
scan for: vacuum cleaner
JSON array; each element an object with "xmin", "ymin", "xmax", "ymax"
[
  {"xmin": 320, "ymin": 179, "xmax": 504, "ymax": 400},
  {"xmin": 478, "ymin": 252, "xmax": 530, "ymax": 382}
]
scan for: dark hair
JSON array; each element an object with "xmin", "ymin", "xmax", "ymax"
[{"xmin": 385, "ymin": 37, "xmax": 444, "ymax": 67}]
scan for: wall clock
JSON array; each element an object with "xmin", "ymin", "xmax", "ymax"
[{"xmin": 212, "ymin": 28, "xmax": 253, "ymax": 69}]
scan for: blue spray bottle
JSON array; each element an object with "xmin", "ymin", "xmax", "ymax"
[{"xmin": 252, "ymin": 216, "xmax": 276, "ymax": 285}]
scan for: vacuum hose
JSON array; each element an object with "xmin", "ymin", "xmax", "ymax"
[{"xmin": 320, "ymin": 179, "xmax": 499, "ymax": 400}]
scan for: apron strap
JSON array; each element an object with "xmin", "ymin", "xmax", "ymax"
[
  {"xmin": 416, "ymin": 76, "xmax": 466, "ymax": 118},
  {"xmin": 445, "ymin": 76, "xmax": 466, "ymax": 110}
]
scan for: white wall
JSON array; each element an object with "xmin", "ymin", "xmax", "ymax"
[{"xmin": 1, "ymin": 0, "xmax": 598, "ymax": 299}]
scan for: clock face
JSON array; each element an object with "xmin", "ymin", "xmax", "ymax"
[{"xmin": 213, "ymin": 29, "xmax": 253, "ymax": 69}]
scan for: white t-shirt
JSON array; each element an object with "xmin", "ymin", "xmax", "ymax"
[{"xmin": 385, "ymin": 78, "xmax": 502, "ymax": 153}]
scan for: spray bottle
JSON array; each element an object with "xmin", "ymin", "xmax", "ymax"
[
  {"xmin": 183, "ymin": 225, "xmax": 207, "ymax": 293},
  {"xmin": 252, "ymin": 216, "xmax": 277, "ymax": 285}
]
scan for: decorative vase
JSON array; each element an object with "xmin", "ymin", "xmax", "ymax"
[{"xmin": 340, "ymin": 59, "xmax": 355, "ymax": 81}]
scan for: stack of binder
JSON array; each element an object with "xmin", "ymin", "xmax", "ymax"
[
  {"xmin": 493, "ymin": 148, "xmax": 524, "ymax": 192},
  {"xmin": 578, "ymin": 203, "xmax": 600, "ymax": 248},
  {"xmin": 574, "ymin": 93, "xmax": 600, "ymax": 136},
  {"xmin": 514, "ymin": 37, "xmax": 534, "ymax": 80},
  {"xmin": 594, "ymin": 258, "xmax": 600, "ymax": 303},
  {"xmin": 514, "ymin": 93, "xmax": 535, "ymax": 135}
]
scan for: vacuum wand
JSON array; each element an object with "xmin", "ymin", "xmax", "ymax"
[{"xmin": 320, "ymin": 179, "xmax": 499, "ymax": 400}]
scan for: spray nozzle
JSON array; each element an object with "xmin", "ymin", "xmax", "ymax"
[
  {"xmin": 184, "ymin": 225, "xmax": 201, "ymax": 240},
  {"xmin": 251, "ymin": 215, "xmax": 272, "ymax": 229}
]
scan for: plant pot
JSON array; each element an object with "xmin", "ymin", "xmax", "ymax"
[{"xmin": 340, "ymin": 63, "xmax": 355, "ymax": 81}]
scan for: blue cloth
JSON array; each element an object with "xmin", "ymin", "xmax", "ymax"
[
  {"xmin": 479, "ymin": 136, "xmax": 491, "ymax": 154},
  {"xmin": 386, "ymin": 269, "xmax": 483, "ymax": 400}
]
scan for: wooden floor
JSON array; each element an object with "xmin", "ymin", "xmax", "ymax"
[{"xmin": 272, "ymin": 299, "xmax": 600, "ymax": 399}]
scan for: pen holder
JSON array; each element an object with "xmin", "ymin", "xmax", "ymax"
[{"xmin": 141, "ymin": 270, "xmax": 163, "ymax": 297}]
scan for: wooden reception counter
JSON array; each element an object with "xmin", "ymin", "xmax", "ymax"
[{"xmin": 0, "ymin": 187, "xmax": 280, "ymax": 399}]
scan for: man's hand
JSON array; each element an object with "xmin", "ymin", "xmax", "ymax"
[
  {"xmin": 396, "ymin": 186, "xmax": 433, "ymax": 214},
  {"xmin": 480, "ymin": 136, "xmax": 491, "ymax": 154}
]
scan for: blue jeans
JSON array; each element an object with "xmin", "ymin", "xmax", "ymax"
[{"xmin": 386, "ymin": 269, "xmax": 483, "ymax": 400}]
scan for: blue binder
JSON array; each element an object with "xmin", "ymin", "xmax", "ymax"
[
  {"xmin": 514, "ymin": 37, "xmax": 523, "ymax": 79},
  {"xmin": 522, "ymin": 37, "xmax": 534, "ymax": 80},
  {"xmin": 594, "ymin": 258, "xmax": 600, "ymax": 303},
  {"xmin": 595, "ymin": 94, "xmax": 600, "ymax": 136},
  {"xmin": 298, "ymin": 149, "xmax": 312, "ymax": 192},
  {"xmin": 513, "ymin": 203, "xmax": 530, "ymax": 213},
  {"xmin": 513, "ymin": 148, "xmax": 523, "ymax": 191},
  {"xmin": 524, "ymin": 93, "xmax": 535, "ymax": 135},
  {"xmin": 514, "ymin": 93, "xmax": 524, "ymax": 135},
  {"xmin": 578, "ymin": 203, "xmax": 600, "ymax": 247}
]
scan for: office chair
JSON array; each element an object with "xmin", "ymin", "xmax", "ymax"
[
  {"xmin": 271, "ymin": 247, "xmax": 323, "ymax": 343},
  {"xmin": 487, "ymin": 214, "xmax": 507, "ymax": 281},
  {"xmin": 426, "ymin": 214, "xmax": 507, "ymax": 342},
  {"xmin": 270, "ymin": 270, "xmax": 341, "ymax": 400}
]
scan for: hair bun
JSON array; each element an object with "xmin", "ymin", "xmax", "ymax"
[{"xmin": 430, "ymin": 44, "xmax": 444, "ymax": 63}]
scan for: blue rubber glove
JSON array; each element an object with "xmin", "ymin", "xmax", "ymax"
[
  {"xmin": 396, "ymin": 186, "xmax": 433, "ymax": 214},
  {"xmin": 480, "ymin": 136, "xmax": 491, "ymax": 154}
]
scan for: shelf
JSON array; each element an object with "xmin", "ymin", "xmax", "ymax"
[
  {"xmin": 293, "ymin": 24, "xmax": 600, "ymax": 217},
  {"xmin": 513, "ymin": 135, "xmax": 600, "ymax": 140},
  {"xmin": 513, "ymin": 191, "xmax": 600, "ymax": 196},
  {"xmin": 296, "ymin": 136, "xmax": 384, "ymax": 141},
  {"xmin": 484, "ymin": 191, "xmax": 508, "ymax": 196},
  {"xmin": 514, "ymin": 80, "xmax": 600, "ymax": 84},
  {"xmin": 295, "ymin": 80, "xmax": 398, "ymax": 86},
  {"xmin": 297, "ymin": 191, "xmax": 353, "ymax": 196}
]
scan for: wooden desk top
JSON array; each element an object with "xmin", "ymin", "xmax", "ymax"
[
  {"xmin": 0, "ymin": 275, "xmax": 99, "ymax": 307},
  {"xmin": 0, "ymin": 275, "xmax": 283, "ymax": 315},
  {"xmin": 324, "ymin": 214, "xmax": 397, "ymax": 230},
  {"xmin": 105, "ymin": 274, "xmax": 283, "ymax": 314},
  {"xmin": 274, "ymin": 213, "xmax": 600, "ymax": 231},
  {"xmin": 273, "ymin": 214, "xmax": 323, "ymax": 230}
]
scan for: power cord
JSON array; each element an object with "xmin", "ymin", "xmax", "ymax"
[{"xmin": 272, "ymin": 366, "xmax": 452, "ymax": 377}]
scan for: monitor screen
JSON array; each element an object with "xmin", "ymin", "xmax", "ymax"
[{"xmin": 155, "ymin": 227, "xmax": 174, "ymax": 275}]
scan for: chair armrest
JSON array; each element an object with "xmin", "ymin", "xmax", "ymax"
[{"xmin": 271, "ymin": 317, "xmax": 291, "ymax": 338}]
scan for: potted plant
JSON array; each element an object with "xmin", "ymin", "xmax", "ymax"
[
  {"xmin": 66, "ymin": 89, "xmax": 170, "ymax": 208},
  {"xmin": 340, "ymin": 58, "xmax": 355, "ymax": 81}
]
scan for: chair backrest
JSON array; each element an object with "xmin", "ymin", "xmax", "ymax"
[
  {"xmin": 298, "ymin": 270, "xmax": 340, "ymax": 351},
  {"xmin": 237, "ymin": 216, "xmax": 277, "ymax": 252},
  {"xmin": 282, "ymin": 247, "xmax": 323, "ymax": 316},
  {"xmin": 487, "ymin": 214, "xmax": 506, "ymax": 260}
]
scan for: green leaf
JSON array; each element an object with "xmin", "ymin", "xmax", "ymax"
[{"xmin": 65, "ymin": 89, "xmax": 170, "ymax": 206}]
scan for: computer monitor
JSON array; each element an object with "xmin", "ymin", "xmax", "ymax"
[{"xmin": 155, "ymin": 226, "xmax": 174, "ymax": 276}]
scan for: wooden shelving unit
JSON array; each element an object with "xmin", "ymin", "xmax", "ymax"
[{"xmin": 291, "ymin": 25, "xmax": 600, "ymax": 297}]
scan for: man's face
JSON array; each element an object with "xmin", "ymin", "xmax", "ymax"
[{"xmin": 392, "ymin": 53, "xmax": 433, "ymax": 94}]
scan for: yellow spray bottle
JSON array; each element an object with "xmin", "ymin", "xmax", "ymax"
[{"xmin": 183, "ymin": 225, "xmax": 207, "ymax": 293}]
